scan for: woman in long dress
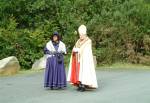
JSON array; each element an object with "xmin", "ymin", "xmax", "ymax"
[
  {"xmin": 67, "ymin": 25, "xmax": 98, "ymax": 92},
  {"xmin": 44, "ymin": 32, "xmax": 67, "ymax": 89}
]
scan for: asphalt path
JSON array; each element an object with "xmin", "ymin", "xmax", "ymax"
[{"xmin": 0, "ymin": 70, "xmax": 150, "ymax": 103}]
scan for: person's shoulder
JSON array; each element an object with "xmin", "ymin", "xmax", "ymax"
[
  {"xmin": 47, "ymin": 40, "xmax": 52, "ymax": 45},
  {"xmin": 59, "ymin": 41, "xmax": 64, "ymax": 44},
  {"xmin": 87, "ymin": 37, "xmax": 92, "ymax": 43},
  {"xmin": 59, "ymin": 41, "xmax": 65, "ymax": 45},
  {"xmin": 75, "ymin": 39, "xmax": 79, "ymax": 43},
  {"xmin": 75, "ymin": 39, "xmax": 80, "ymax": 46}
]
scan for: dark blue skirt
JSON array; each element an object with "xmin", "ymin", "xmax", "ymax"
[{"xmin": 44, "ymin": 55, "xmax": 66, "ymax": 88}]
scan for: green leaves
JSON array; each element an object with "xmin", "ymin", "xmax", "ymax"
[{"xmin": 0, "ymin": 0, "xmax": 150, "ymax": 69}]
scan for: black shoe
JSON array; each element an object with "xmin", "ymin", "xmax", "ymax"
[
  {"xmin": 77, "ymin": 87, "xmax": 82, "ymax": 91},
  {"xmin": 80, "ymin": 84, "xmax": 86, "ymax": 92},
  {"xmin": 80, "ymin": 87, "xmax": 85, "ymax": 92}
]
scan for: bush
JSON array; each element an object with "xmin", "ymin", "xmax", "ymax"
[{"xmin": 0, "ymin": 0, "xmax": 150, "ymax": 69}]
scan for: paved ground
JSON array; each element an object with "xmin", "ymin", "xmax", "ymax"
[{"xmin": 0, "ymin": 70, "xmax": 150, "ymax": 103}]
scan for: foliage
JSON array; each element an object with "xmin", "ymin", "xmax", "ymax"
[{"xmin": 0, "ymin": 0, "xmax": 150, "ymax": 69}]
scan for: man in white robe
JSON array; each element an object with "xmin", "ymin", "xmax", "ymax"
[{"xmin": 67, "ymin": 25, "xmax": 98, "ymax": 92}]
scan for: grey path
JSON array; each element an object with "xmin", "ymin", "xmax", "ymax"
[{"xmin": 0, "ymin": 70, "xmax": 150, "ymax": 103}]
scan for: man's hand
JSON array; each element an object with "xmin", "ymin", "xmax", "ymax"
[{"xmin": 73, "ymin": 48, "xmax": 79, "ymax": 53}]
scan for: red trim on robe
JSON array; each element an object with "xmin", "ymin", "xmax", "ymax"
[{"xmin": 70, "ymin": 52, "xmax": 80, "ymax": 86}]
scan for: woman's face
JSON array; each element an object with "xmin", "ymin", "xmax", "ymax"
[{"xmin": 53, "ymin": 35, "xmax": 58, "ymax": 42}]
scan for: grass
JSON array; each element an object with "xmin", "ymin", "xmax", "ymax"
[
  {"xmin": 0, "ymin": 69, "xmax": 43, "ymax": 77},
  {"xmin": 97, "ymin": 62, "xmax": 150, "ymax": 70},
  {"xmin": 18, "ymin": 69, "xmax": 43, "ymax": 75}
]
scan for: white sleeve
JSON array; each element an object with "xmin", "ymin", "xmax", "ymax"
[
  {"xmin": 46, "ymin": 41, "xmax": 52, "ymax": 51},
  {"xmin": 63, "ymin": 44, "xmax": 67, "ymax": 54},
  {"xmin": 59, "ymin": 41, "xmax": 67, "ymax": 54}
]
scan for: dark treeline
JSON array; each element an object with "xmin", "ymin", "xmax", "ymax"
[{"xmin": 0, "ymin": 0, "xmax": 150, "ymax": 69}]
